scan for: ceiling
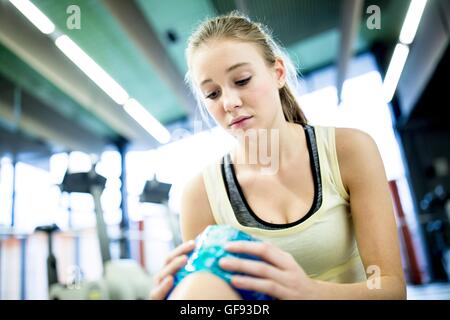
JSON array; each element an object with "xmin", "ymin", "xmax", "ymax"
[{"xmin": 0, "ymin": 0, "xmax": 411, "ymax": 163}]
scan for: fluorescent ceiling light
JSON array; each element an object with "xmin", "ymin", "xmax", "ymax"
[
  {"xmin": 399, "ymin": 0, "xmax": 428, "ymax": 45},
  {"xmin": 383, "ymin": 43, "xmax": 409, "ymax": 103},
  {"xmin": 123, "ymin": 99, "xmax": 171, "ymax": 144},
  {"xmin": 54, "ymin": 35, "xmax": 129, "ymax": 105},
  {"xmin": 9, "ymin": 0, "xmax": 55, "ymax": 34}
]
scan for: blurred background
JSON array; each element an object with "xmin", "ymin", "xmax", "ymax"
[{"xmin": 0, "ymin": 0, "xmax": 449, "ymax": 300}]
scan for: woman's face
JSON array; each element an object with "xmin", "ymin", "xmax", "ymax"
[{"xmin": 190, "ymin": 39, "xmax": 286, "ymax": 135}]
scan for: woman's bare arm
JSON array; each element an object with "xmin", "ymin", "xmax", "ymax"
[
  {"xmin": 179, "ymin": 172, "xmax": 217, "ymax": 242},
  {"xmin": 311, "ymin": 127, "xmax": 406, "ymax": 299}
]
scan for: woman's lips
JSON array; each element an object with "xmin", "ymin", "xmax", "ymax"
[{"xmin": 230, "ymin": 116, "xmax": 253, "ymax": 128}]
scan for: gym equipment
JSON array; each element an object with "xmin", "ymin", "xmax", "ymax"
[
  {"xmin": 170, "ymin": 225, "xmax": 274, "ymax": 300},
  {"xmin": 140, "ymin": 177, "xmax": 181, "ymax": 247},
  {"xmin": 36, "ymin": 165, "xmax": 152, "ymax": 299},
  {"xmin": 389, "ymin": 180, "xmax": 423, "ymax": 284},
  {"xmin": 420, "ymin": 185, "xmax": 450, "ymax": 281},
  {"xmin": 0, "ymin": 227, "xmax": 29, "ymax": 300}
]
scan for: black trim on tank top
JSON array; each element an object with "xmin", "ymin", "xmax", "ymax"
[{"xmin": 221, "ymin": 124, "xmax": 322, "ymax": 229}]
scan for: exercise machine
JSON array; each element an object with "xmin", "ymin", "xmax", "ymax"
[
  {"xmin": 420, "ymin": 184, "xmax": 450, "ymax": 281},
  {"xmin": 36, "ymin": 165, "xmax": 152, "ymax": 299},
  {"xmin": 140, "ymin": 176, "xmax": 181, "ymax": 247}
]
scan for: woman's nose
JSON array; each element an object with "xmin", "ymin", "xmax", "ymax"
[{"xmin": 222, "ymin": 89, "xmax": 242, "ymax": 112}]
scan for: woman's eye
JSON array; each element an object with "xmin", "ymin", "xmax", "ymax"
[
  {"xmin": 206, "ymin": 90, "xmax": 220, "ymax": 100},
  {"xmin": 235, "ymin": 77, "xmax": 251, "ymax": 86}
]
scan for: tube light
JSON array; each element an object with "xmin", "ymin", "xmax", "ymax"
[
  {"xmin": 123, "ymin": 99, "xmax": 171, "ymax": 144},
  {"xmin": 9, "ymin": 0, "xmax": 55, "ymax": 34},
  {"xmin": 399, "ymin": 0, "xmax": 428, "ymax": 45},
  {"xmin": 55, "ymin": 35, "xmax": 129, "ymax": 105},
  {"xmin": 383, "ymin": 43, "xmax": 409, "ymax": 103}
]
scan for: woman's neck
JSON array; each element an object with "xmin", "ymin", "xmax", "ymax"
[{"xmin": 231, "ymin": 120, "xmax": 306, "ymax": 176}]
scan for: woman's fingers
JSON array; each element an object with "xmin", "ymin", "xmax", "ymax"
[
  {"xmin": 230, "ymin": 275, "xmax": 291, "ymax": 299},
  {"xmin": 151, "ymin": 240, "xmax": 196, "ymax": 299},
  {"xmin": 225, "ymin": 241, "xmax": 294, "ymax": 270},
  {"xmin": 151, "ymin": 253, "xmax": 190, "ymax": 299},
  {"xmin": 158, "ymin": 240, "xmax": 195, "ymax": 283},
  {"xmin": 150, "ymin": 275, "xmax": 174, "ymax": 300},
  {"xmin": 219, "ymin": 256, "xmax": 286, "ymax": 283},
  {"xmin": 154, "ymin": 255, "xmax": 188, "ymax": 285},
  {"xmin": 164, "ymin": 240, "xmax": 195, "ymax": 265}
]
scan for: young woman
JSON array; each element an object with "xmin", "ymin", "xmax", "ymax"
[{"xmin": 150, "ymin": 11, "xmax": 406, "ymax": 300}]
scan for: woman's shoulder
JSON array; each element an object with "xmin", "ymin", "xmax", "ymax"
[
  {"xmin": 179, "ymin": 166, "xmax": 217, "ymax": 241},
  {"xmin": 181, "ymin": 161, "xmax": 217, "ymax": 211},
  {"xmin": 334, "ymin": 127, "xmax": 377, "ymax": 157},
  {"xmin": 310, "ymin": 124, "xmax": 371, "ymax": 139},
  {"xmin": 304, "ymin": 124, "xmax": 377, "ymax": 168},
  {"xmin": 334, "ymin": 127, "xmax": 380, "ymax": 190}
]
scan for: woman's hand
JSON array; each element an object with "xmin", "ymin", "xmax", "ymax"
[
  {"xmin": 150, "ymin": 240, "xmax": 196, "ymax": 300},
  {"xmin": 219, "ymin": 240, "xmax": 318, "ymax": 300}
]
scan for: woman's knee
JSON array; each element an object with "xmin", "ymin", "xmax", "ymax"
[{"xmin": 168, "ymin": 271, "xmax": 241, "ymax": 300}]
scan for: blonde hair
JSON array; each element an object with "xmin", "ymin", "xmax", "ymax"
[{"xmin": 185, "ymin": 11, "xmax": 307, "ymax": 127}]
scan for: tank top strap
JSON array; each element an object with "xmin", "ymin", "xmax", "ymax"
[{"xmin": 313, "ymin": 126, "xmax": 349, "ymax": 201}]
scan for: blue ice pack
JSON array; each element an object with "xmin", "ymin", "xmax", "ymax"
[{"xmin": 169, "ymin": 225, "xmax": 274, "ymax": 300}]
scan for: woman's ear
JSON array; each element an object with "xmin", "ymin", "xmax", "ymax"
[{"xmin": 274, "ymin": 57, "xmax": 286, "ymax": 88}]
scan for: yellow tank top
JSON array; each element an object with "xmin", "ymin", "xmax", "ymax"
[{"xmin": 202, "ymin": 125, "xmax": 367, "ymax": 283}]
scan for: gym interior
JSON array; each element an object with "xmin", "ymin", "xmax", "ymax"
[{"xmin": 0, "ymin": 0, "xmax": 449, "ymax": 300}]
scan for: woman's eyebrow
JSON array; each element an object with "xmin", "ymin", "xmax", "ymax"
[
  {"xmin": 200, "ymin": 62, "xmax": 250, "ymax": 87},
  {"xmin": 226, "ymin": 62, "xmax": 249, "ymax": 73}
]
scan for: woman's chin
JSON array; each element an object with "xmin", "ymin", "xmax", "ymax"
[{"xmin": 228, "ymin": 126, "xmax": 255, "ymax": 138}]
